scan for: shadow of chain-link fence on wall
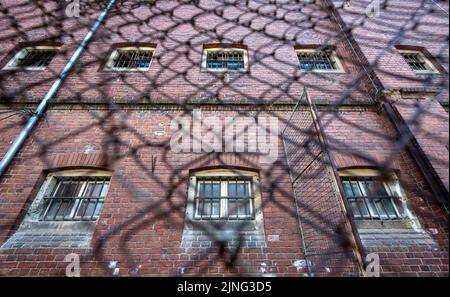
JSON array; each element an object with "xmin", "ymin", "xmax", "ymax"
[{"xmin": 0, "ymin": 0, "xmax": 448, "ymax": 276}]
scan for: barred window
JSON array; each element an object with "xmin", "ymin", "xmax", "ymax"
[
  {"xmin": 194, "ymin": 176, "xmax": 254, "ymax": 220},
  {"xmin": 399, "ymin": 50, "xmax": 438, "ymax": 73},
  {"xmin": 40, "ymin": 176, "xmax": 110, "ymax": 221},
  {"xmin": 202, "ymin": 47, "xmax": 248, "ymax": 71},
  {"xmin": 296, "ymin": 49, "xmax": 343, "ymax": 72},
  {"xmin": 106, "ymin": 47, "xmax": 155, "ymax": 70},
  {"xmin": 341, "ymin": 176, "xmax": 408, "ymax": 220},
  {"xmin": 206, "ymin": 51, "xmax": 244, "ymax": 70},
  {"xmin": 3, "ymin": 47, "xmax": 58, "ymax": 70}
]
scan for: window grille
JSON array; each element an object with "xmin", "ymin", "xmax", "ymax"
[
  {"xmin": 206, "ymin": 50, "xmax": 245, "ymax": 70},
  {"xmin": 11, "ymin": 48, "xmax": 57, "ymax": 68},
  {"xmin": 297, "ymin": 51, "xmax": 337, "ymax": 71},
  {"xmin": 111, "ymin": 49, "xmax": 154, "ymax": 69},
  {"xmin": 194, "ymin": 176, "xmax": 254, "ymax": 220},
  {"xmin": 341, "ymin": 176, "xmax": 407, "ymax": 220},
  {"xmin": 40, "ymin": 176, "xmax": 110, "ymax": 221},
  {"xmin": 400, "ymin": 52, "xmax": 432, "ymax": 72}
]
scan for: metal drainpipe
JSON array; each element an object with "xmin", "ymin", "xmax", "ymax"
[{"xmin": 0, "ymin": 0, "xmax": 117, "ymax": 177}]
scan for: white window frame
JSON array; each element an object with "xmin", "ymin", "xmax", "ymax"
[
  {"xmin": 32, "ymin": 169, "xmax": 112, "ymax": 222},
  {"xmin": 339, "ymin": 169, "xmax": 414, "ymax": 220},
  {"xmin": 295, "ymin": 48, "xmax": 345, "ymax": 73},
  {"xmin": 194, "ymin": 178, "xmax": 253, "ymax": 220},
  {"xmin": 2, "ymin": 46, "xmax": 59, "ymax": 71},
  {"xmin": 398, "ymin": 49, "xmax": 439, "ymax": 74},
  {"xmin": 201, "ymin": 47, "xmax": 249, "ymax": 72},
  {"xmin": 105, "ymin": 46, "xmax": 156, "ymax": 72},
  {"xmin": 186, "ymin": 169, "xmax": 263, "ymax": 225}
]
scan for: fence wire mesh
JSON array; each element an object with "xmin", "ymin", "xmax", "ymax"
[{"xmin": 0, "ymin": 0, "xmax": 448, "ymax": 276}]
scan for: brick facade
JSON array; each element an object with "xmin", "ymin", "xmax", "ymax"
[{"xmin": 0, "ymin": 0, "xmax": 448, "ymax": 277}]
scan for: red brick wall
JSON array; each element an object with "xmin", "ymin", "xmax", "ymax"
[
  {"xmin": 0, "ymin": 0, "xmax": 373, "ymax": 104},
  {"xmin": 0, "ymin": 0, "xmax": 448, "ymax": 277},
  {"xmin": 0, "ymin": 106, "xmax": 308, "ymax": 276},
  {"xmin": 322, "ymin": 107, "xmax": 449, "ymax": 277}
]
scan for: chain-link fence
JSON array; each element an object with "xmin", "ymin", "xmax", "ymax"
[{"xmin": 0, "ymin": 0, "xmax": 448, "ymax": 276}]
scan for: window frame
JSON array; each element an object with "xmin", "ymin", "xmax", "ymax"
[
  {"xmin": 2, "ymin": 45, "xmax": 60, "ymax": 71},
  {"xmin": 105, "ymin": 46, "xmax": 156, "ymax": 72},
  {"xmin": 398, "ymin": 49, "xmax": 439, "ymax": 74},
  {"xmin": 201, "ymin": 47, "xmax": 249, "ymax": 73},
  {"xmin": 185, "ymin": 169, "xmax": 263, "ymax": 230},
  {"xmin": 193, "ymin": 177, "xmax": 254, "ymax": 220},
  {"xmin": 295, "ymin": 48, "xmax": 345, "ymax": 73},
  {"xmin": 339, "ymin": 169, "xmax": 413, "ymax": 221},
  {"xmin": 29, "ymin": 169, "xmax": 112, "ymax": 223}
]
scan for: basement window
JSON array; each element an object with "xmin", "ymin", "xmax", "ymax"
[
  {"xmin": 202, "ymin": 46, "xmax": 249, "ymax": 72},
  {"xmin": 398, "ymin": 49, "xmax": 439, "ymax": 74},
  {"xmin": 339, "ymin": 170, "xmax": 410, "ymax": 220},
  {"xmin": 296, "ymin": 48, "xmax": 344, "ymax": 72},
  {"xmin": 3, "ymin": 46, "xmax": 59, "ymax": 70},
  {"xmin": 106, "ymin": 46, "xmax": 155, "ymax": 71}
]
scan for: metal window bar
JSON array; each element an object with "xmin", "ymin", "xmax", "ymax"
[
  {"xmin": 297, "ymin": 51, "xmax": 336, "ymax": 71},
  {"xmin": 16, "ymin": 48, "xmax": 57, "ymax": 68},
  {"xmin": 206, "ymin": 51, "xmax": 245, "ymax": 70},
  {"xmin": 112, "ymin": 49, "xmax": 154, "ymax": 69},
  {"xmin": 342, "ymin": 176, "xmax": 405, "ymax": 220},
  {"xmin": 400, "ymin": 53, "xmax": 429, "ymax": 71},
  {"xmin": 194, "ymin": 176, "xmax": 254, "ymax": 220},
  {"xmin": 39, "ymin": 176, "xmax": 110, "ymax": 221}
]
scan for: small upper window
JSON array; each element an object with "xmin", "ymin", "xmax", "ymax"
[
  {"xmin": 398, "ymin": 49, "xmax": 439, "ymax": 73},
  {"xmin": 105, "ymin": 46, "xmax": 155, "ymax": 71},
  {"xmin": 40, "ymin": 174, "xmax": 110, "ymax": 221},
  {"xmin": 3, "ymin": 46, "xmax": 59, "ymax": 70},
  {"xmin": 296, "ymin": 48, "xmax": 344, "ymax": 72},
  {"xmin": 340, "ymin": 171, "xmax": 410, "ymax": 220},
  {"xmin": 202, "ymin": 45, "xmax": 249, "ymax": 72}
]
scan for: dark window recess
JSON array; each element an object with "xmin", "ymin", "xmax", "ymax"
[
  {"xmin": 194, "ymin": 176, "xmax": 254, "ymax": 220},
  {"xmin": 15, "ymin": 48, "xmax": 57, "ymax": 68},
  {"xmin": 112, "ymin": 49, "xmax": 154, "ymax": 69},
  {"xmin": 400, "ymin": 52, "xmax": 432, "ymax": 71},
  {"xmin": 206, "ymin": 51, "xmax": 245, "ymax": 70},
  {"xmin": 297, "ymin": 51, "xmax": 337, "ymax": 71},
  {"xmin": 341, "ymin": 176, "xmax": 407, "ymax": 220},
  {"xmin": 40, "ymin": 176, "xmax": 110, "ymax": 221}
]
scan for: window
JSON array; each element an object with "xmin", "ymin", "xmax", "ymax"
[
  {"xmin": 398, "ymin": 49, "xmax": 439, "ymax": 73},
  {"xmin": 194, "ymin": 176, "xmax": 253, "ymax": 220},
  {"xmin": 296, "ymin": 48, "xmax": 344, "ymax": 72},
  {"xmin": 105, "ymin": 46, "xmax": 155, "ymax": 71},
  {"xmin": 340, "ymin": 174, "xmax": 408, "ymax": 220},
  {"xmin": 3, "ymin": 46, "xmax": 58, "ymax": 70},
  {"xmin": 202, "ymin": 45, "xmax": 249, "ymax": 72},
  {"xmin": 39, "ymin": 173, "xmax": 111, "ymax": 221},
  {"xmin": 185, "ymin": 169, "xmax": 263, "ymax": 228}
]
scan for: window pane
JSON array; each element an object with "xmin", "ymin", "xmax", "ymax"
[
  {"xmin": 199, "ymin": 182, "xmax": 220, "ymax": 197},
  {"xmin": 198, "ymin": 198, "xmax": 220, "ymax": 217},
  {"xmin": 343, "ymin": 181, "xmax": 354, "ymax": 197},
  {"xmin": 227, "ymin": 182, "xmax": 249, "ymax": 197},
  {"xmin": 54, "ymin": 180, "xmax": 80, "ymax": 197}
]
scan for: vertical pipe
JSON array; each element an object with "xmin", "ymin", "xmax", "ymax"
[{"xmin": 0, "ymin": 0, "xmax": 117, "ymax": 177}]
